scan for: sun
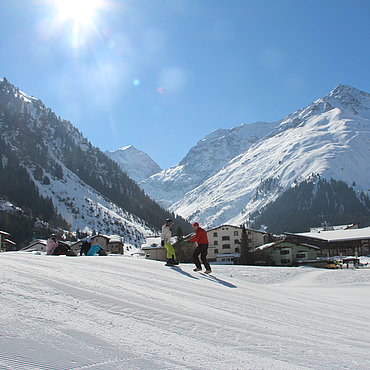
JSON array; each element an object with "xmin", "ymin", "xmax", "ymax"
[{"xmin": 54, "ymin": 0, "xmax": 101, "ymax": 26}]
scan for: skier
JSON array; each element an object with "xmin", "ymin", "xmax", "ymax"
[
  {"xmin": 161, "ymin": 219, "xmax": 179, "ymax": 266},
  {"xmin": 189, "ymin": 222, "xmax": 212, "ymax": 274}
]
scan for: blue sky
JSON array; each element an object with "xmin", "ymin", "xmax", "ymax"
[{"xmin": 1, "ymin": 0, "xmax": 369, "ymax": 169}]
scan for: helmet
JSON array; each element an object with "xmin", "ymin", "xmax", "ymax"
[
  {"xmin": 192, "ymin": 222, "xmax": 199, "ymax": 228},
  {"xmin": 165, "ymin": 219, "xmax": 173, "ymax": 225}
]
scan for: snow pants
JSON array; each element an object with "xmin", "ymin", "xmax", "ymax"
[
  {"xmin": 164, "ymin": 243, "xmax": 176, "ymax": 259},
  {"xmin": 193, "ymin": 244, "xmax": 211, "ymax": 271}
]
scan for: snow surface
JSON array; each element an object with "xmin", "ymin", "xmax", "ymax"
[{"xmin": 1, "ymin": 252, "xmax": 369, "ymax": 369}]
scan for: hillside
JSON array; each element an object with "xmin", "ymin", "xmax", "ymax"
[
  {"xmin": 106, "ymin": 145, "xmax": 162, "ymax": 183},
  {"xmin": 140, "ymin": 85, "xmax": 370, "ymax": 231},
  {"xmin": 0, "ymin": 78, "xmax": 191, "ymax": 246},
  {"xmin": 1, "ymin": 253, "xmax": 369, "ymax": 369}
]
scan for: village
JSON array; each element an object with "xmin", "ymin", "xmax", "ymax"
[{"xmin": 1, "ymin": 222, "xmax": 369, "ymax": 269}]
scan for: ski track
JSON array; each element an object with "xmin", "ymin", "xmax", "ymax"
[{"xmin": 0, "ymin": 253, "xmax": 369, "ymax": 369}]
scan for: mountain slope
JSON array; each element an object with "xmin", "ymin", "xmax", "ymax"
[
  {"xmin": 140, "ymin": 121, "xmax": 277, "ymax": 208},
  {"xmin": 142, "ymin": 85, "xmax": 370, "ymax": 231},
  {"xmin": 0, "ymin": 78, "xmax": 191, "ymax": 245},
  {"xmin": 251, "ymin": 176, "xmax": 370, "ymax": 234},
  {"xmin": 106, "ymin": 145, "xmax": 162, "ymax": 183}
]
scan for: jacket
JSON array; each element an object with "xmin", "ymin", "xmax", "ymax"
[
  {"xmin": 161, "ymin": 225, "xmax": 172, "ymax": 244},
  {"xmin": 189, "ymin": 227, "xmax": 208, "ymax": 245},
  {"xmin": 46, "ymin": 238, "xmax": 58, "ymax": 255}
]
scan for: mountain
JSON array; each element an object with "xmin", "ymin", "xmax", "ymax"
[
  {"xmin": 0, "ymin": 78, "xmax": 191, "ymax": 247},
  {"xmin": 141, "ymin": 85, "xmax": 370, "ymax": 232},
  {"xmin": 140, "ymin": 121, "xmax": 277, "ymax": 209},
  {"xmin": 105, "ymin": 145, "xmax": 162, "ymax": 183}
]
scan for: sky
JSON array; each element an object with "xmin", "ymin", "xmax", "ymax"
[{"xmin": 1, "ymin": 0, "xmax": 369, "ymax": 169}]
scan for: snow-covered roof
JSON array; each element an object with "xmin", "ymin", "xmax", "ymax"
[
  {"xmin": 254, "ymin": 241, "xmax": 320, "ymax": 252},
  {"xmin": 309, "ymin": 223, "xmax": 358, "ymax": 232},
  {"xmin": 254, "ymin": 242, "xmax": 276, "ymax": 251},
  {"xmin": 142, "ymin": 236, "xmax": 162, "ymax": 249},
  {"xmin": 4, "ymin": 239, "xmax": 16, "ymax": 245},
  {"xmin": 108, "ymin": 235, "xmax": 123, "ymax": 243},
  {"xmin": 286, "ymin": 227, "xmax": 370, "ymax": 242}
]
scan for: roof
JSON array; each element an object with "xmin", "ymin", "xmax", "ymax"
[
  {"xmin": 309, "ymin": 223, "xmax": 358, "ymax": 232},
  {"xmin": 4, "ymin": 239, "xmax": 15, "ymax": 245},
  {"xmin": 254, "ymin": 240, "xmax": 320, "ymax": 252},
  {"xmin": 285, "ymin": 227, "xmax": 370, "ymax": 243}
]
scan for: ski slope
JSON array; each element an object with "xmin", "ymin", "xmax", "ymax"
[{"xmin": 1, "ymin": 253, "xmax": 369, "ymax": 369}]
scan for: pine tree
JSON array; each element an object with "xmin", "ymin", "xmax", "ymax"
[{"xmin": 238, "ymin": 225, "xmax": 254, "ymax": 265}]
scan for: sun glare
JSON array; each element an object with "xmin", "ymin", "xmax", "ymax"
[{"xmin": 54, "ymin": 0, "xmax": 101, "ymax": 25}]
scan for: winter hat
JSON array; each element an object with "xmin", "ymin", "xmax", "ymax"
[{"xmin": 192, "ymin": 222, "xmax": 199, "ymax": 228}]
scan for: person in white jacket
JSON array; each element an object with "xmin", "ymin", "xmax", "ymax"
[{"xmin": 161, "ymin": 219, "xmax": 178, "ymax": 266}]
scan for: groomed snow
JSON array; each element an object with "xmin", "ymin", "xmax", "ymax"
[{"xmin": 1, "ymin": 253, "xmax": 369, "ymax": 369}]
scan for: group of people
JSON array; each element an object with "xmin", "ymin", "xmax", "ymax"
[
  {"xmin": 46, "ymin": 219, "xmax": 211, "ymax": 273},
  {"xmin": 161, "ymin": 219, "xmax": 212, "ymax": 274},
  {"xmin": 46, "ymin": 234, "xmax": 76, "ymax": 256},
  {"xmin": 45, "ymin": 235, "xmax": 106, "ymax": 256}
]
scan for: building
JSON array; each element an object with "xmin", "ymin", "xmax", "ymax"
[
  {"xmin": 142, "ymin": 225, "xmax": 270, "ymax": 265},
  {"xmin": 71, "ymin": 234, "xmax": 124, "ymax": 255},
  {"xmin": 206, "ymin": 225, "xmax": 269, "ymax": 264},
  {"xmin": 141, "ymin": 236, "xmax": 166, "ymax": 261},
  {"xmin": 107, "ymin": 235, "xmax": 124, "ymax": 254},
  {"xmin": 20, "ymin": 239, "xmax": 47, "ymax": 252},
  {"xmin": 0, "ymin": 230, "xmax": 12, "ymax": 252},
  {"xmin": 285, "ymin": 226, "xmax": 370, "ymax": 256},
  {"xmin": 253, "ymin": 240, "xmax": 320, "ymax": 266}
]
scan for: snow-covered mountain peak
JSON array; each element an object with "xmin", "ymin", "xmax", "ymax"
[
  {"xmin": 140, "ymin": 121, "xmax": 278, "ymax": 208},
  {"xmin": 106, "ymin": 145, "xmax": 162, "ymax": 183},
  {"xmin": 324, "ymin": 84, "xmax": 370, "ymax": 114},
  {"xmin": 278, "ymin": 85, "xmax": 370, "ymax": 132}
]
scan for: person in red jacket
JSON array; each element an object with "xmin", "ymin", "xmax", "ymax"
[{"xmin": 189, "ymin": 222, "xmax": 212, "ymax": 274}]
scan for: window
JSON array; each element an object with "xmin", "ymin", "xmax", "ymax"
[
  {"xmin": 235, "ymin": 239, "xmax": 240, "ymax": 244},
  {"xmin": 296, "ymin": 253, "xmax": 306, "ymax": 258},
  {"xmin": 280, "ymin": 250, "xmax": 290, "ymax": 255},
  {"xmin": 281, "ymin": 259, "xmax": 290, "ymax": 264},
  {"xmin": 222, "ymin": 244, "xmax": 231, "ymax": 249},
  {"xmin": 222, "ymin": 236, "xmax": 230, "ymax": 241},
  {"xmin": 235, "ymin": 248, "xmax": 239, "ymax": 252},
  {"xmin": 234, "ymin": 231, "xmax": 239, "ymax": 236},
  {"xmin": 214, "ymin": 241, "xmax": 218, "ymax": 246},
  {"xmin": 213, "ymin": 232, "xmax": 218, "ymax": 237},
  {"xmin": 214, "ymin": 249, "xmax": 218, "ymax": 254}
]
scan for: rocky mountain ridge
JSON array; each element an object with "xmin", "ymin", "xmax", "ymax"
[{"xmin": 137, "ymin": 84, "xmax": 370, "ymax": 231}]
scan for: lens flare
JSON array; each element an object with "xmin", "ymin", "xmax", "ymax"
[{"xmin": 54, "ymin": 0, "xmax": 101, "ymax": 25}]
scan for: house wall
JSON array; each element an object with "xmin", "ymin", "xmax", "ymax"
[
  {"xmin": 143, "ymin": 247, "xmax": 167, "ymax": 261},
  {"xmin": 267, "ymin": 241, "xmax": 318, "ymax": 266},
  {"xmin": 207, "ymin": 226, "xmax": 267, "ymax": 262},
  {"xmin": 207, "ymin": 225, "xmax": 241, "ymax": 261},
  {"xmin": 107, "ymin": 242, "xmax": 124, "ymax": 254},
  {"xmin": 91, "ymin": 236, "xmax": 109, "ymax": 249}
]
